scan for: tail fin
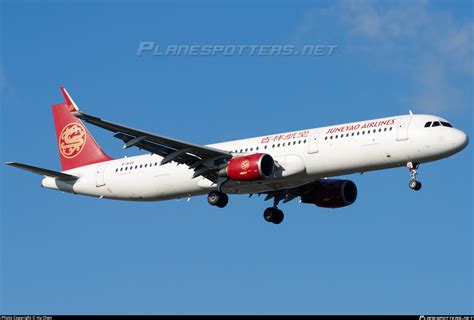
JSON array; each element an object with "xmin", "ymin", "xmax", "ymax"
[{"xmin": 53, "ymin": 88, "xmax": 112, "ymax": 171}]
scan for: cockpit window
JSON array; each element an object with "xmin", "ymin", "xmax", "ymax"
[
  {"xmin": 432, "ymin": 121, "xmax": 441, "ymax": 127},
  {"xmin": 424, "ymin": 121, "xmax": 432, "ymax": 128},
  {"xmin": 441, "ymin": 121, "xmax": 453, "ymax": 128}
]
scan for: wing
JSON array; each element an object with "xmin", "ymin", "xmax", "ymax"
[
  {"xmin": 257, "ymin": 179, "xmax": 321, "ymax": 204},
  {"xmin": 61, "ymin": 88, "xmax": 231, "ymax": 182}
]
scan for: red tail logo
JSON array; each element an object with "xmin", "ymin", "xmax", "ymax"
[
  {"xmin": 59, "ymin": 123, "xmax": 87, "ymax": 159},
  {"xmin": 53, "ymin": 99, "xmax": 112, "ymax": 171}
]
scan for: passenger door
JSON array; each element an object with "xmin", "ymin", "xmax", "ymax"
[
  {"xmin": 308, "ymin": 133, "xmax": 320, "ymax": 154},
  {"xmin": 95, "ymin": 163, "xmax": 107, "ymax": 187},
  {"xmin": 396, "ymin": 116, "xmax": 411, "ymax": 141}
]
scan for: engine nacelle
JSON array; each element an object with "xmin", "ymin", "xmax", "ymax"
[
  {"xmin": 219, "ymin": 153, "xmax": 274, "ymax": 181},
  {"xmin": 301, "ymin": 179, "xmax": 357, "ymax": 208}
]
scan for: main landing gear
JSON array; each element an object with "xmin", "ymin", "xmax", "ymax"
[
  {"xmin": 263, "ymin": 194, "xmax": 284, "ymax": 224},
  {"xmin": 263, "ymin": 207, "xmax": 284, "ymax": 224},
  {"xmin": 207, "ymin": 190, "xmax": 285, "ymax": 224},
  {"xmin": 407, "ymin": 162, "xmax": 422, "ymax": 191},
  {"xmin": 207, "ymin": 190, "xmax": 229, "ymax": 208}
]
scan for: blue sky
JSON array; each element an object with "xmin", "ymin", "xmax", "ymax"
[{"xmin": 1, "ymin": 0, "xmax": 472, "ymax": 315}]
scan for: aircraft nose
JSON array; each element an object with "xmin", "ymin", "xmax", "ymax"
[{"xmin": 452, "ymin": 129, "xmax": 469, "ymax": 152}]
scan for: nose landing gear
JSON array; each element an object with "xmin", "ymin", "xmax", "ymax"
[{"xmin": 407, "ymin": 162, "xmax": 422, "ymax": 191}]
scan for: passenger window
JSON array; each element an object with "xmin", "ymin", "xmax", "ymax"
[
  {"xmin": 256, "ymin": 147, "xmax": 259, "ymax": 151},
  {"xmin": 389, "ymin": 127, "xmax": 393, "ymax": 131},
  {"xmin": 362, "ymin": 131, "xmax": 365, "ymax": 135},
  {"xmin": 282, "ymin": 143, "xmax": 285, "ymax": 147},
  {"xmin": 330, "ymin": 136, "xmax": 333, "ymax": 139},
  {"xmin": 303, "ymin": 139, "xmax": 307, "ymax": 143},
  {"xmin": 357, "ymin": 132, "xmax": 360, "ymax": 136},
  {"xmin": 378, "ymin": 129, "xmax": 382, "ymax": 132},
  {"xmin": 384, "ymin": 128, "xmax": 387, "ymax": 132},
  {"xmin": 120, "ymin": 168, "xmax": 123, "ymax": 171},
  {"xmin": 264, "ymin": 145, "xmax": 267, "ymax": 149},
  {"xmin": 140, "ymin": 165, "xmax": 143, "ymax": 168},
  {"xmin": 115, "ymin": 168, "xmax": 118, "ymax": 172},
  {"xmin": 277, "ymin": 143, "xmax": 280, "ymax": 147},
  {"xmin": 250, "ymin": 148, "xmax": 253, "ymax": 151},
  {"xmin": 424, "ymin": 122, "xmax": 432, "ymax": 128},
  {"xmin": 298, "ymin": 141, "xmax": 301, "ymax": 144},
  {"xmin": 351, "ymin": 132, "xmax": 355, "ymax": 136},
  {"xmin": 335, "ymin": 135, "xmax": 338, "ymax": 139},
  {"xmin": 325, "ymin": 136, "xmax": 328, "ymax": 140},
  {"xmin": 433, "ymin": 121, "xmax": 441, "ymax": 127}
]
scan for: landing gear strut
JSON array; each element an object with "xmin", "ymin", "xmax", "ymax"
[
  {"xmin": 407, "ymin": 162, "xmax": 422, "ymax": 191},
  {"xmin": 207, "ymin": 190, "xmax": 228, "ymax": 208},
  {"xmin": 263, "ymin": 193, "xmax": 284, "ymax": 224}
]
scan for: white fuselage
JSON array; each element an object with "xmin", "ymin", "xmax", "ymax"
[{"xmin": 41, "ymin": 114, "xmax": 468, "ymax": 201}]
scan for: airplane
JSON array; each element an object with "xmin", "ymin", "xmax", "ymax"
[{"xmin": 6, "ymin": 88, "xmax": 469, "ymax": 224}]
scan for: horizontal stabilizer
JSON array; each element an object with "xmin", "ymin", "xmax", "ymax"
[{"xmin": 6, "ymin": 162, "xmax": 79, "ymax": 180}]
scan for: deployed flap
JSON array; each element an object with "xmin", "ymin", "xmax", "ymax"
[{"xmin": 6, "ymin": 162, "xmax": 79, "ymax": 180}]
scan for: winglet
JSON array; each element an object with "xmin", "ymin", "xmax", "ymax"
[{"xmin": 60, "ymin": 87, "xmax": 80, "ymax": 113}]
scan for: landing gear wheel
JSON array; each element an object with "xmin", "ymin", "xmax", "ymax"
[
  {"xmin": 263, "ymin": 207, "xmax": 284, "ymax": 224},
  {"xmin": 207, "ymin": 191, "xmax": 229, "ymax": 208},
  {"xmin": 409, "ymin": 180, "xmax": 422, "ymax": 191},
  {"xmin": 272, "ymin": 209, "xmax": 284, "ymax": 224},
  {"xmin": 263, "ymin": 207, "xmax": 274, "ymax": 222},
  {"xmin": 216, "ymin": 193, "xmax": 228, "ymax": 208}
]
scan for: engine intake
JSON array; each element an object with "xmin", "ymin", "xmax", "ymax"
[
  {"xmin": 301, "ymin": 179, "xmax": 357, "ymax": 208},
  {"xmin": 219, "ymin": 153, "xmax": 274, "ymax": 181}
]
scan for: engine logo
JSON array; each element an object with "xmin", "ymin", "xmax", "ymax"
[
  {"xmin": 59, "ymin": 122, "xmax": 87, "ymax": 159},
  {"xmin": 241, "ymin": 159, "xmax": 250, "ymax": 171}
]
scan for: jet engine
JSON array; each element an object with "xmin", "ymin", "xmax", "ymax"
[
  {"xmin": 301, "ymin": 179, "xmax": 357, "ymax": 208},
  {"xmin": 219, "ymin": 153, "xmax": 274, "ymax": 181}
]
